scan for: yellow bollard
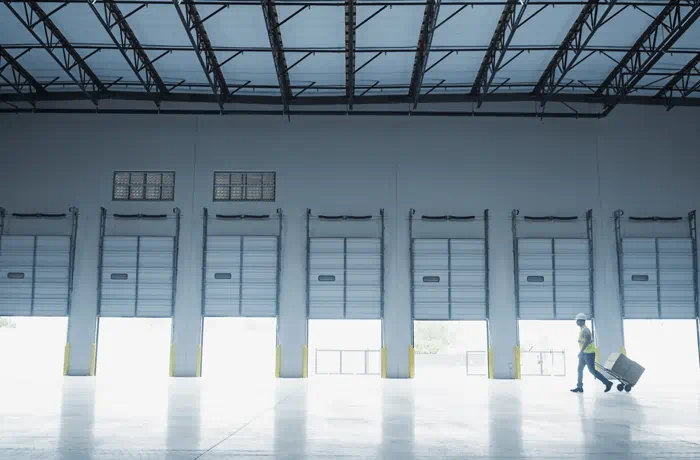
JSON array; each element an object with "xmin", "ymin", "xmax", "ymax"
[
  {"xmin": 63, "ymin": 343, "xmax": 71, "ymax": 376},
  {"xmin": 89, "ymin": 343, "xmax": 97, "ymax": 376},
  {"xmin": 195, "ymin": 344, "xmax": 202, "ymax": 378},
  {"xmin": 302, "ymin": 345, "xmax": 308, "ymax": 378},
  {"xmin": 169, "ymin": 344, "xmax": 176, "ymax": 377},
  {"xmin": 381, "ymin": 345, "xmax": 387, "ymax": 379},
  {"xmin": 275, "ymin": 344, "xmax": 281, "ymax": 378}
]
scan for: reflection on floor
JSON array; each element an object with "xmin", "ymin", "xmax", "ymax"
[{"xmin": 0, "ymin": 376, "xmax": 699, "ymax": 459}]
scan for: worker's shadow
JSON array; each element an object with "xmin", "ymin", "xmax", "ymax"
[{"xmin": 579, "ymin": 389, "xmax": 644, "ymax": 460}]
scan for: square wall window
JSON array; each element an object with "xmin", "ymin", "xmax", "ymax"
[
  {"xmin": 113, "ymin": 171, "xmax": 175, "ymax": 201},
  {"xmin": 213, "ymin": 172, "xmax": 276, "ymax": 202}
]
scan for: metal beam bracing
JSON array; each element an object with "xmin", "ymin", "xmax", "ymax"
[
  {"xmin": 262, "ymin": 0, "xmax": 292, "ymax": 114},
  {"xmin": 471, "ymin": 0, "xmax": 530, "ymax": 107},
  {"xmin": 534, "ymin": 0, "xmax": 619, "ymax": 104},
  {"xmin": 89, "ymin": 1, "xmax": 169, "ymax": 106},
  {"xmin": 596, "ymin": 0, "xmax": 700, "ymax": 115},
  {"xmin": 408, "ymin": 0, "xmax": 441, "ymax": 109},
  {"xmin": 654, "ymin": 52, "xmax": 700, "ymax": 109},
  {"xmin": 173, "ymin": 0, "xmax": 229, "ymax": 110},
  {"xmin": 3, "ymin": 0, "xmax": 107, "ymax": 104},
  {"xmin": 0, "ymin": 106, "xmax": 605, "ymax": 118},
  {"xmin": 3, "ymin": 79, "xmax": 682, "ymax": 94},
  {"xmin": 0, "ymin": 47, "xmax": 46, "ymax": 97},
  {"xmin": 0, "ymin": 1, "xmax": 684, "ymax": 6},
  {"xmin": 345, "ymin": 0, "xmax": 356, "ymax": 108},
  {"xmin": 5, "ymin": 87, "xmax": 700, "ymax": 109},
  {"xmin": 5, "ymin": 43, "xmax": 700, "ymax": 55}
]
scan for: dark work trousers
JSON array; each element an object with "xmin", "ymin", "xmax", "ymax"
[{"xmin": 577, "ymin": 352, "xmax": 611, "ymax": 389}]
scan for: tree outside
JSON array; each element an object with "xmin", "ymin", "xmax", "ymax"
[{"xmin": 0, "ymin": 317, "xmax": 17, "ymax": 328}]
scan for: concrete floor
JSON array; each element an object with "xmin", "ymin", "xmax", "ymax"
[{"xmin": 1, "ymin": 376, "xmax": 699, "ymax": 460}]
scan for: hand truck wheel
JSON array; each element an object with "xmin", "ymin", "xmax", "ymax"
[
  {"xmin": 617, "ymin": 383, "xmax": 625, "ymax": 392},
  {"xmin": 624, "ymin": 384, "xmax": 632, "ymax": 392}
]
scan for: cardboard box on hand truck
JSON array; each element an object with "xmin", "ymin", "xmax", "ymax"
[{"xmin": 603, "ymin": 353, "xmax": 645, "ymax": 385}]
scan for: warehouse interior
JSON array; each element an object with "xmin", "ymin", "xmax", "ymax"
[{"xmin": 2, "ymin": 0, "xmax": 700, "ymax": 458}]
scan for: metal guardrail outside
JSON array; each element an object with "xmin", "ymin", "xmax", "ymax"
[
  {"xmin": 411, "ymin": 350, "xmax": 488, "ymax": 376},
  {"xmin": 521, "ymin": 350, "xmax": 566, "ymax": 376},
  {"xmin": 466, "ymin": 350, "xmax": 487, "ymax": 376},
  {"xmin": 314, "ymin": 349, "xmax": 381, "ymax": 375}
]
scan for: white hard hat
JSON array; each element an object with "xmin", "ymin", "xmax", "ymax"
[{"xmin": 575, "ymin": 313, "xmax": 587, "ymax": 321}]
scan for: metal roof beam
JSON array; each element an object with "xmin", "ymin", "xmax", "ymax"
[
  {"xmin": 3, "ymin": 0, "xmax": 106, "ymax": 105},
  {"xmin": 0, "ymin": 106, "xmax": 606, "ymax": 118},
  {"xmin": 0, "ymin": 1, "xmax": 684, "ymax": 6},
  {"xmin": 471, "ymin": 0, "xmax": 531, "ymax": 107},
  {"xmin": 5, "ymin": 88, "xmax": 700, "ymax": 108},
  {"xmin": 534, "ymin": 0, "xmax": 619, "ymax": 105},
  {"xmin": 89, "ymin": 0, "xmax": 169, "ymax": 106},
  {"xmin": 5, "ymin": 77, "xmax": 686, "ymax": 93},
  {"xmin": 262, "ymin": 0, "xmax": 292, "ymax": 115},
  {"xmin": 6, "ymin": 43, "xmax": 700, "ymax": 54},
  {"xmin": 655, "ymin": 52, "xmax": 700, "ymax": 110},
  {"xmin": 346, "ymin": 0, "xmax": 356, "ymax": 108},
  {"xmin": 0, "ymin": 47, "xmax": 46, "ymax": 98},
  {"xmin": 596, "ymin": 0, "xmax": 700, "ymax": 116},
  {"xmin": 408, "ymin": 0, "xmax": 441, "ymax": 109},
  {"xmin": 172, "ymin": 0, "xmax": 229, "ymax": 110}
]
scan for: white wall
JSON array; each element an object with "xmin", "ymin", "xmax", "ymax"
[{"xmin": 1, "ymin": 106, "xmax": 699, "ymax": 378}]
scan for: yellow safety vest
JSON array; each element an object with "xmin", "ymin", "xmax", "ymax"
[{"xmin": 579, "ymin": 326, "xmax": 596, "ymax": 354}]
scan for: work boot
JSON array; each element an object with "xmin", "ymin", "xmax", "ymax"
[
  {"xmin": 604, "ymin": 382, "xmax": 613, "ymax": 393},
  {"xmin": 570, "ymin": 387, "xmax": 583, "ymax": 393}
]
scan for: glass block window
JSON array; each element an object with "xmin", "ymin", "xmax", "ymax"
[
  {"xmin": 213, "ymin": 172, "xmax": 276, "ymax": 202},
  {"xmin": 113, "ymin": 171, "xmax": 175, "ymax": 201}
]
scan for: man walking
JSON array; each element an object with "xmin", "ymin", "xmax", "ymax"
[{"xmin": 571, "ymin": 313, "xmax": 613, "ymax": 393}]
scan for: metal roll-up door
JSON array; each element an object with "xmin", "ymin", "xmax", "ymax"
[
  {"xmin": 309, "ymin": 238, "xmax": 344, "ymax": 319},
  {"xmin": 554, "ymin": 239, "xmax": 591, "ymax": 320},
  {"xmin": 622, "ymin": 238, "xmax": 660, "ymax": 319},
  {"xmin": 413, "ymin": 239, "xmax": 449, "ymax": 320},
  {"xmin": 0, "ymin": 235, "xmax": 71, "ymax": 316},
  {"xmin": 100, "ymin": 236, "xmax": 174, "ymax": 317},
  {"xmin": 203, "ymin": 235, "xmax": 279, "ymax": 317},
  {"xmin": 517, "ymin": 238, "xmax": 592, "ymax": 320},
  {"xmin": 0, "ymin": 236, "xmax": 34, "ymax": 316},
  {"xmin": 518, "ymin": 239, "xmax": 554, "ymax": 319},
  {"xmin": 203, "ymin": 236, "xmax": 241, "ymax": 316},
  {"xmin": 658, "ymin": 238, "xmax": 696, "ymax": 319},
  {"xmin": 100, "ymin": 237, "xmax": 138, "ymax": 317},
  {"xmin": 137, "ymin": 237, "xmax": 174, "ymax": 317},
  {"xmin": 451, "ymin": 239, "xmax": 487, "ymax": 319},
  {"xmin": 33, "ymin": 236, "xmax": 71, "ymax": 316},
  {"xmin": 241, "ymin": 236, "xmax": 278, "ymax": 317},
  {"xmin": 622, "ymin": 237, "xmax": 696, "ymax": 319},
  {"xmin": 412, "ymin": 238, "xmax": 486, "ymax": 320},
  {"xmin": 346, "ymin": 238, "xmax": 381, "ymax": 319}
]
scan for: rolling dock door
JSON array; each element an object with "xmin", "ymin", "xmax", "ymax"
[
  {"xmin": 305, "ymin": 210, "xmax": 385, "ymax": 376},
  {"xmin": 96, "ymin": 208, "xmax": 181, "ymax": 375},
  {"xmin": 0, "ymin": 208, "xmax": 78, "ymax": 374},
  {"xmin": 512, "ymin": 210, "xmax": 594, "ymax": 377},
  {"xmin": 200, "ymin": 209, "xmax": 282, "ymax": 376},
  {"xmin": 614, "ymin": 211, "xmax": 700, "ymax": 363},
  {"xmin": 0, "ymin": 208, "xmax": 78, "ymax": 317},
  {"xmin": 409, "ymin": 210, "xmax": 490, "ymax": 378}
]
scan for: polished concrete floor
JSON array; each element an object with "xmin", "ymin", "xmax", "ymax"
[{"xmin": 1, "ymin": 375, "xmax": 699, "ymax": 460}]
